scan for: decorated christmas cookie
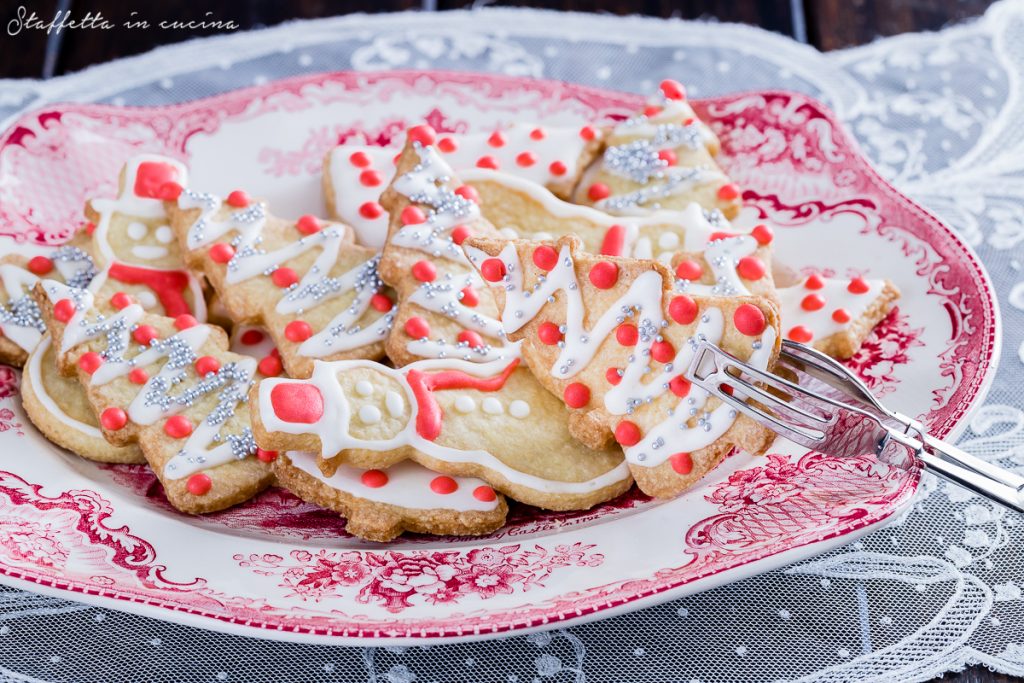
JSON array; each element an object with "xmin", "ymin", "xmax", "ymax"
[
  {"xmin": 84, "ymin": 155, "xmax": 207, "ymax": 321},
  {"xmin": 34, "ymin": 281, "xmax": 273, "ymax": 514},
  {"xmin": 459, "ymin": 168, "xmax": 776, "ymax": 299},
  {"xmin": 0, "ymin": 245, "xmax": 96, "ymax": 366},
  {"xmin": 324, "ymin": 123, "xmax": 603, "ymax": 248},
  {"xmin": 252, "ymin": 357, "xmax": 633, "ymax": 511},
  {"xmin": 464, "ymin": 234, "xmax": 781, "ymax": 498},
  {"xmin": 572, "ymin": 80, "xmax": 742, "ymax": 219},
  {"xmin": 167, "ymin": 191, "xmax": 392, "ymax": 379},
  {"xmin": 779, "ymin": 273, "xmax": 900, "ymax": 359}
]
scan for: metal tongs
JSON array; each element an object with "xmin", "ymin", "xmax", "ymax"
[{"xmin": 686, "ymin": 340, "xmax": 1024, "ymax": 513}]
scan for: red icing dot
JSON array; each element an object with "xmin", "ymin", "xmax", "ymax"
[
  {"xmin": 530, "ymin": 127, "xmax": 546, "ymax": 140},
  {"xmin": 256, "ymin": 448, "xmax": 278, "ymax": 463},
  {"xmin": 669, "ymin": 375, "xmax": 691, "ymax": 397},
  {"xmin": 480, "ymin": 258, "xmax": 506, "ymax": 282},
  {"xmin": 134, "ymin": 161, "xmax": 180, "ymax": 199},
  {"xmin": 516, "ymin": 151, "xmax": 537, "ymax": 167},
  {"xmin": 651, "ymin": 340, "xmax": 675, "ymax": 363},
  {"xmin": 271, "ymin": 267, "xmax": 298, "ymax": 288},
  {"xmin": 788, "ymin": 326, "xmax": 814, "ymax": 343},
  {"xmin": 371, "ymin": 293, "xmax": 394, "ymax": 312},
  {"xmin": 405, "ymin": 317, "xmax": 431, "ymax": 339},
  {"xmin": 430, "ymin": 476, "xmax": 458, "ymax": 494},
  {"xmin": 451, "ymin": 225, "xmax": 472, "ymax": 245},
  {"xmin": 717, "ymin": 183, "xmax": 740, "ymax": 201},
  {"xmin": 174, "ymin": 314, "xmax": 198, "ymax": 330},
  {"xmin": 488, "ymin": 131, "xmax": 506, "ymax": 147},
  {"xmin": 804, "ymin": 273, "xmax": 825, "ymax": 290},
  {"xmin": 258, "ymin": 354, "xmax": 282, "ymax": 377},
  {"xmin": 670, "ymin": 452, "xmax": 693, "ymax": 475},
  {"xmin": 209, "ymin": 243, "xmax": 235, "ymax": 264},
  {"xmin": 349, "ymin": 151, "xmax": 371, "ymax": 168},
  {"xmin": 110, "ymin": 292, "xmax": 133, "ymax": 310},
  {"xmin": 660, "ymin": 79, "xmax": 686, "ymax": 100},
  {"xmin": 751, "ymin": 224, "xmax": 774, "ymax": 245},
  {"xmin": 801, "ymin": 294, "xmax": 826, "ymax": 311},
  {"xmin": 588, "ymin": 261, "xmax": 619, "ymax": 289},
  {"xmin": 270, "ymin": 382, "xmax": 324, "ymax": 423},
  {"xmin": 587, "ymin": 182, "xmax": 610, "ymax": 201},
  {"xmin": 187, "ymin": 473, "xmax": 211, "ymax": 496},
  {"xmin": 848, "ymin": 277, "xmax": 870, "ymax": 294},
  {"xmin": 563, "ymin": 382, "xmax": 591, "ymax": 409},
  {"xmin": 473, "ymin": 485, "xmax": 497, "ymax": 502},
  {"xmin": 27, "ymin": 256, "xmax": 53, "ymax": 275},
  {"xmin": 240, "ymin": 329, "xmax": 265, "ymax": 345},
  {"xmin": 579, "ymin": 125, "xmax": 597, "ymax": 141},
  {"xmin": 401, "ymin": 206, "xmax": 426, "ymax": 225},
  {"xmin": 606, "ymin": 367, "xmax": 623, "ymax": 385},
  {"xmin": 675, "ymin": 259, "xmax": 703, "ymax": 281},
  {"xmin": 84, "ymin": 222, "xmax": 96, "ymax": 236},
  {"xmin": 359, "ymin": 202, "xmax": 384, "ymax": 220},
  {"xmin": 476, "ymin": 155, "xmax": 499, "ymax": 170},
  {"xmin": 411, "ymin": 260, "xmax": 437, "ymax": 283},
  {"xmin": 644, "ymin": 104, "xmax": 663, "ymax": 117},
  {"xmin": 538, "ymin": 321, "xmax": 563, "ymax": 345},
  {"xmin": 832, "ymin": 308, "xmax": 851, "ymax": 324},
  {"xmin": 438, "ymin": 137, "xmax": 457, "ymax": 153},
  {"xmin": 78, "ymin": 352, "xmax": 102, "ymax": 374},
  {"xmin": 458, "ymin": 330, "xmax": 484, "ymax": 348},
  {"xmin": 737, "ymin": 256, "xmax": 766, "ymax": 281},
  {"xmin": 164, "ymin": 415, "xmax": 193, "ymax": 439},
  {"xmin": 285, "ymin": 320, "xmax": 313, "ymax": 342},
  {"xmin": 195, "ymin": 356, "xmax": 220, "ymax": 377},
  {"xmin": 614, "ymin": 420, "xmax": 642, "ymax": 447},
  {"xmin": 226, "ymin": 190, "xmax": 250, "ymax": 207},
  {"xmin": 455, "ymin": 185, "xmax": 480, "ymax": 203},
  {"xmin": 734, "ymin": 304, "xmax": 767, "ymax": 336},
  {"xmin": 549, "ymin": 160, "xmax": 568, "ymax": 176},
  {"xmin": 600, "ymin": 225, "xmax": 627, "ymax": 256},
  {"xmin": 100, "ymin": 407, "xmax": 127, "ymax": 431},
  {"xmin": 129, "ymin": 368, "xmax": 148, "ymax": 385},
  {"xmin": 459, "ymin": 286, "xmax": 479, "ymax": 307},
  {"xmin": 708, "ymin": 231, "xmax": 738, "ymax": 243},
  {"xmin": 297, "ymin": 214, "xmax": 321, "ymax": 235},
  {"xmin": 158, "ymin": 181, "xmax": 183, "ymax": 201},
  {"xmin": 532, "ymin": 245, "xmax": 559, "ymax": 271},
  {"xmin": 616, "ymin": 323, "xmax": 639, "ymax": 346},
  {"xmin": 54, "ymin": 299, "xmax": 78, "ymax": 323},
  {"xmin": 668, "ymin": 295, "xmax": 698, "ymax": 325},
  {"xmin": 361, "ymin": 469, "xmax": 389, "ymax": 487},
  {"xmin": 658, "ymin": 149, "xmax": 678, "ymax": 166},
  {"xmin": 408, "ymin": 125, "xmax": 436, "ymax": 146},
  {"xmin": 133, "ymin": 325, "xmax": 158, "ymax": 346},
  {"xmin": 360, "ymin": 172, "xmax": 385, "ymax": 188}
]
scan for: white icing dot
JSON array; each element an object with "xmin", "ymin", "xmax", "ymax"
[
  {"xmin": 155, "ymin": 225, "xmax": 173, "ymax": 243},
  {"xmin": 509, "ymin": 400, "xmax": 530, "ymax": 418},
  {"xmin": 385, "ymin": 390, "xmax": 404, "ymax": 417},
  {"xmin": 355, "ymin": 380, "xmax": 374, "ymax": 396},
  {"xmin": 358, "ymin": 405, "xmax": 382, "ymax": 425},
  {"xmin": 127, "ymin": 222, "xmax": 148, "ymax": 240},
  {"xmin": 482, "ymin": 397, "xmax": 503, "ymax": 415},
  {"xmin": 658, "ymin": 232, "xmax": 680, "ymax": 250},
  {"xmin": 136, "ymin": 291, "xmax": 158, "ymax": 309},
  {"xmin": 455, "ymin": 396, "xmax": 476, "ymax": 413}
]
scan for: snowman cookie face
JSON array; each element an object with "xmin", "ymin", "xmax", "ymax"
[{"xmin": 115, "ymin": 217, "xmax": 179, "ymax": 268}]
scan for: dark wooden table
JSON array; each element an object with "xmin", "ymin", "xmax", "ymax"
[{"xmin": 1, "ymin": 1, "xmax": 1019, "ymax": 681}]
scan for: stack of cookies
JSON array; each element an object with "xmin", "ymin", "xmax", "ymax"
[{"xmin": 4, "ymin": 80, "xmax": 899, "ymax": 542}]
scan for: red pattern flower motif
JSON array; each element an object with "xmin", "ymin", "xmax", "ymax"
[
  {"xmin": 845, "ymin": 307, "xmax": 924, "ymax": 397},
  {"xmin": 235, "ymin": 542, "xmax": 604, "ymax": 613}
]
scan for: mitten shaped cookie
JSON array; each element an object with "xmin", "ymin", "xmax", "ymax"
[
  {"xmin": 779, "ymin": 273, "xmax": 900, "ymax": 359},
  {"xmin": 460, "ymin": 168, "xmax": 776, "ymax": 300},
  {"xmin": 464, "ymin": 235, "xmax": 781, "ymax": 498},
  {"xmin": 324, "ymin": 123, "xmax": 603, "ymax": 248},
  {"xmin": 34, "ymin": 280, "xmax": 273, "ymax": 513},
  {"xmin": 167, "ymin": 190, "xmax": 392, "ymax": 379},
  {"xmin": 252, "ymin": 357, "xmax": 633, "ymax": 511},
  {"xmin": 572, "ymin": 80, "xmax": 742, "ymax": 219}
]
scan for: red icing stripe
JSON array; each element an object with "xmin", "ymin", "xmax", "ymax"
[
  {"xmin": 600, "ymin": 225, "xmax": 627, "ymax": 256},
  {"xmin": 107, "ymin": 262, "xmax": 193, "ymax": 317},
  {"xmin": 406, "ymin": 359, "xmax": 520, "ymax": 441}
]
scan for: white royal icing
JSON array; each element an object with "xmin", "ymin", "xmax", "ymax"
[{"xmin": 26, "ymin": 335, "xmax": 104, "ymax": 439}]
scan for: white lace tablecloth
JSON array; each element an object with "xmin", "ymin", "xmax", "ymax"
[{"xmin": 2, "ymin": 4, "xmax": 1024, "ymax": 682}]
